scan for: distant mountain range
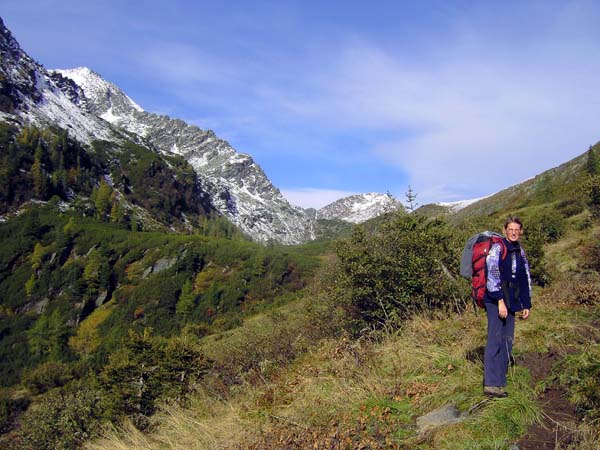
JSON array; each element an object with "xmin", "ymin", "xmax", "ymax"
[{"xmin": 0, "ymin": 16, "xmax": 404, "ymax": 243}]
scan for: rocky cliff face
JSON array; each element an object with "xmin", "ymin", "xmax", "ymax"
[
  {"xmin": 54, "ymin": 67, "xmax": 313, "ymax": 244},
  {"xmin": 0, "ymin": 18, "xmax": 117, "ymax": 144},
  {"xmin": 317, "ymin": 193, "xmax": 404, "ymax": 223}
]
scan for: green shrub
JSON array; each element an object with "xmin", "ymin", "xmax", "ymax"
[
  {"xmin": 10, "ymin": 383, "xmax": 104, "ymax": 450},
  {"xmin": 556, "ymin": 198, "xmax": 585, "ymax": 218},
  {"xmin": 523, "ymin": 225, "xmax": 551, "ymax": 286},
  {"xmin": 527, "ymin": 209, "xmax": 565, "ymax": 243},
  {"xmin": 22, "ymin": 361, "xmax": 73, "ymax": 394},
  {"xmin": 0, "ymin": 391, "xmax": 30, "ymax": 433},
  {"xmin": 583, "ymin": 175, "xmax": 600, "ymax": 219},
  {"xmin": 575, "ymin": 215, "xmax": 593, "ymax": 231},
  {"xmin": 98, "ymin": 329, "xmax": 212, "ymax": 428},
  {"xmin": 334, "ymin": 214, "xmax": 464, "ymax": 330}
]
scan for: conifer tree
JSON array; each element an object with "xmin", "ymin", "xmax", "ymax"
[
  {"xmin": 47, "ymin": 309, "xmax": 69, "ymax": 360},
  {"xmin": 405, "ymin": 185, "xmax": 418, "ymax": 213},
  {"xmin": 27, "ymin": 314, "xmax": 50, "ymax": 358},
  {"xmin": 26, "ymin": 309, "xmax": 70, "ymax": 360},
  {"xmin": 32, "ymin": 144, "xmax": 47, "ymax": 199},
  {"xmin": 68, "ymin": 306, "xmax": 112, "ymax": 356},
  {"xmin": 63, "ymin": 216, "xmax": 77, "ymax": 236},
  {"xmin": 49, "ymin": 136, "xmax": 61, "ymax": 169},
  {"xmin": 25, "ymin": 274, "xmax": 36, "ymax": 296},
  {"xmin": 587, "ymin": 145, "xmax": 598, "ymax": 176},
  {"xmin": 176, "ymin": 280, "xmax": 196, "ymax": 317},
  {"xmin": 83, "ymin": 249, "xmax": 102, "ymax": 293},
  {"xmin": 51, "ymin": 150, "xmax": 67, "ymax": 193},
  {"xmin": 31, "ymin": 242, "xmax": 45, "ymax": 272},
  {"xmin": 110, "ymin": 200, "xmax": 122, "ymax": 223},
  {"xmin": 130, "ymin": 214, "xmax": 139, "ymax": 231},
  {"xmin": 94, "ymin": 180, "xmax": 113, "ymax": 220},
  {"xmin": 586, "ymin": 176, "xmax": 600, "ymax": 219},
  {"xmin": 382, "ymin": 190, "xmax": 396, "ymax": 214}
]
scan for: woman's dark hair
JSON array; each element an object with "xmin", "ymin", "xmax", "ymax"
[{"xmin": 504, "ymin": 215, "xmax": 523, "ymax": 230}]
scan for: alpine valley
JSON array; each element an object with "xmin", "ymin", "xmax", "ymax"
[
  {"xmin": 2, "ymin": 14, "xmax": 600, "ymax": 450},
  {"xmin": 0, "ymin": 16, "xmax": 403, "ymax": 245}
]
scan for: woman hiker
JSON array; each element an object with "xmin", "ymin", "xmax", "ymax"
[{"xmin": 483, "ymin": 216, "xmax": 532, "ymax": 398}]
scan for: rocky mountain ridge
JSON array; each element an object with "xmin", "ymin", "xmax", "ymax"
[
  {"xmin": 0, "ymin": 17, "xmax": 405, "ymax": 243},
  {"xmin": 52, "ymin": 67, "xmax": 313, "ymax": 244},
  {"xmin": 317, "ymin": 192, "xmax": 404, "ymax": 223},
  {"xmin": 0, "ymin": 18, "xmax": 119, "ymax": 145}
]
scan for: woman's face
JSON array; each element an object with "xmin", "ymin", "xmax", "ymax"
[{"xmin": 504, "ymin": 222, "xmax": 522, "ymax": 242}]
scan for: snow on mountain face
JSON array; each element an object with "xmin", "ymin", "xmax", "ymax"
[
  {"xmin": 438, "ymin": 195, "xmax": 490, "ymax": 212},
  {"xmin": 52, "ymin": 68, "xmax": 146, "ymax": 133},
  {"xmin": 0, "ymin": 17, "xmax": 397, "ymax": 244},
  {"xmin": 0, "ymin": 18, "xmax": 117, "ymax": 144},
  {"xmin": 55, "ymin": 68, "xmax": 143, "ymax": 113},
  {"xmin": 55, "ymin": 67, "xmax": 313, "ymax": 244},
  {"xmin": 0, "ymin": 18, "xmax": 396, "ymax": 244},
  {"xmin": 317, "ymin": 193, "xmax": 404, "ymax": 223}
]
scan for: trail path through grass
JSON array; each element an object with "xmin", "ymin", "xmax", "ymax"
[{"xmin": 516, "ymin": 351, "xmax": 578, "ymax": 449}]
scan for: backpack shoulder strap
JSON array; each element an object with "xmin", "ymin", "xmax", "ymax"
[{"xmin": 491, "ymin": 236, "xmax": 508, "ymax": 260}]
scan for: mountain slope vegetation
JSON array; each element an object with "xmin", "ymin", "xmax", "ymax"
[
  {"xmin": 78, "ymin": 147, "xmax": 599, "ymax": 450},
  {"xmin": 2, "ymin": 13, "xmax": 599, "ymax": 449},
  {"xmin": 80, "ymin": 210, "xmax": 600, "ymax": 450},
  {"xmin": 0, "ymin": 121, "xmax": 327, "ymax": 448},
  {"xmin": 1, "ymin": 143, "xmax": 598, "ymax": 450}
]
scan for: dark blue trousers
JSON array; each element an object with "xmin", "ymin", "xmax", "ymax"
[{"xmin": 484, "ymin": 302, "xmax": 515, "ymax": 387}]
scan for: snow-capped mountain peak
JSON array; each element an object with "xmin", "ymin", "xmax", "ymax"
[
  {"xmin": 1, "ymin": 15, "xmax": 399, "ymax": 244},
  {"xmin": 0, "ymin": 18, "xmax": 117, "ymax": 144},
  {"xmin": 54, "ymin": 67, "xmax": 144, "ymax": 114},
  {"xmin": 55, "ymin": 66, "xmax": 312, "ymax": 244},
  {"xmin": 52, "ymin": 67, "xmax": 145, "ymax": 133},
  {"xmin": 317, "ymin": 192, "xmax": 404, "ymax": 223}
]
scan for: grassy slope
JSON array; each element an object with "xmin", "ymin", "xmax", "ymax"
[
  {"xmin": 87, "ymin": 221, "xmax": 600, "ymax": 450},
  {"xmin": 415, "ymin": 147, "xmax": 591, "ymax": 224},
  {"xmin": 450, "ymin": 151, "xmax": 588, "ymax": 226}
]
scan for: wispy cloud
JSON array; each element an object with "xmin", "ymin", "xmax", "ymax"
[
  {"xmin": 260, "ymin": 4, "xmax": 600, "ymax": 202},
  {"xmin": 10, "ymin": 0, "xmax": 599, "ymax": 205}
]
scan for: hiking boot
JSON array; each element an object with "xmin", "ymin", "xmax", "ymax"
[{"xmin": 483, "ymin": 386, "xmax": 508, "ymax": 398}]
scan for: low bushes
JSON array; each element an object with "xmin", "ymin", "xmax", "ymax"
[
  {"xmin": 8, "ymin": 383, "xmax": 103, "ymax": 450},
  {"xmin": 334, "ymin": 213, "xmax": 465, "ymax": 330},
  {"xmin": 22, "ymin": 361, "xmax": 73, "ymax": 394}
]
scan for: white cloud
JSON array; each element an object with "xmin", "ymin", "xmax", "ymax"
[
  {"xmin": 281, "ymin": 188, "xmax": 357, "ymax": 209},
  {"xmin": 264, "ymin": 9, "xmax": 600, "ymax": 203},
  {"xmin": 100, "ymin": 2, "xmax": 600, "ymax": 204}
]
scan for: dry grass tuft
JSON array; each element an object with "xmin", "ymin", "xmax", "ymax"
[{"xmin": 87, "ymin": 392, "xmax": 255, "ymax": 450}]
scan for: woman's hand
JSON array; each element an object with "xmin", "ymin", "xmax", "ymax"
[
  {"xmin": 498, "ymin": 299, "xmax": 508, "ymax": 319},
  {"xmin": 521, "ymin": 309, "xmax": 530, "ymax": 320}
]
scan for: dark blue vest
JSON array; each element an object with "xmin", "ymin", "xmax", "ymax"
[{"xmin": 500, "ymin": 238, "xmax": 531, "ymax": 312}]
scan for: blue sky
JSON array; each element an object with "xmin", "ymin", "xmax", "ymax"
[{"xmin": 3, "ymin": 1, "xmax": 600, "ymax": 208}]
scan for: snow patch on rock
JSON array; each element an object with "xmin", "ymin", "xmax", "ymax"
[{"xmin": 318, "ymin": 193, "xmax": 404, "ymax": 223}]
